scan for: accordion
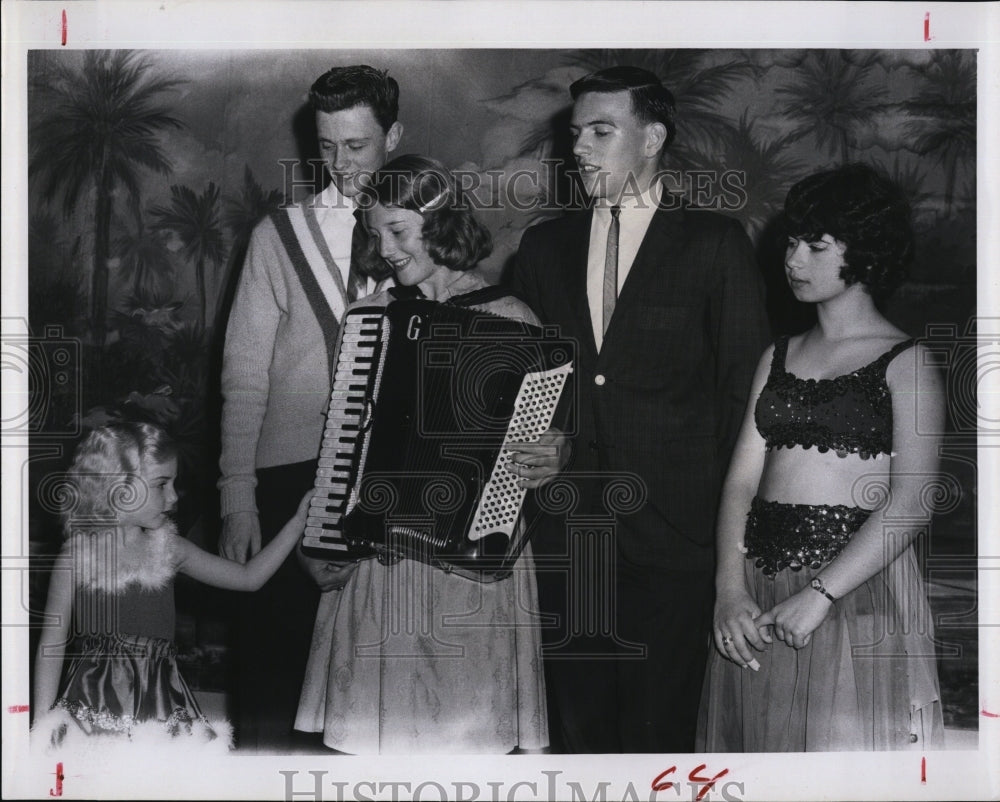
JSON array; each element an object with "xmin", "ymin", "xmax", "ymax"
[{"xmin": 303, "ymin": 296, "xmax": 573, "ymax": 582}]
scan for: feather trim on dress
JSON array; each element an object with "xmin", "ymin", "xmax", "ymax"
[
  {"xmin": 31, "ymin": 705, "xmax": 233, "ymax": 759},
  {"xmin": 65, "ymin": 522, "xmax": 177, "ymax": 593}
]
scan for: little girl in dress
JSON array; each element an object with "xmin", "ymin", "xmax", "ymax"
[{"xmin": 32, "ymin": 422, "xmax": 311, "ymax": 755}]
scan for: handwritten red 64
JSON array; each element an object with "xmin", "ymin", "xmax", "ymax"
[{"xmin": 652, "ymin": 764, "xmax": 730, "ymax": 801}]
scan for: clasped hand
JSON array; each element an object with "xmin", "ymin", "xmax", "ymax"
[
  {"xmin": 712, "ymin": 590, "xmax": 766, "ymax": 669},
  {"xmin": 505, "ymin": 427, "xmax": 570, "ymax": 489},
  {"xmin": 753, "ymin": 586, "xmax": 833, "ymax": 650},
  {"xmin": 714, "ymin": 586, "xmax": 833, "ymax": 664}
]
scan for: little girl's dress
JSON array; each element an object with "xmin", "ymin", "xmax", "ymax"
[{"xmin": 33, "ymin": 523, "xmax": 231, "ymax": 758}]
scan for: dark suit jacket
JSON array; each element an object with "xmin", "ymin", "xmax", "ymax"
[{"xmin": 512, "ymin": 203, "xmax": 771, "ymax": 569}]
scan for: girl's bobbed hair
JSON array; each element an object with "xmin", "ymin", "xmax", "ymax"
[
  {"xmin": 360, "ymin": 154, "xmax": 492, "ymax": 279},
  {"xmin": 58, "ymin": 422, "xmax": 176, "ymax": 537},
  {"xmin": 783, "ymin": 162, "xmax": 914, "ymax": 298}
]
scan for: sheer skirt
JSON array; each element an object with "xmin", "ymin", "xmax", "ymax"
[{"xmin": 697, "ymin": 498, "xmax": 944, "ymax": 752}]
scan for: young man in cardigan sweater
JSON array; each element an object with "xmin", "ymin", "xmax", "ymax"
[{"xmin": 218, "ymin": 65, "xmax": 402, "ymax": 752}]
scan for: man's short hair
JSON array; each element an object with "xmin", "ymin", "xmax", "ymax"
[
  {"xmin": 570, "ymin": 66, "xmax": 677, "ymax": 149},
  {"xmin": 309, "ymin": 65, "xmax": 399, "ymax": 133}
]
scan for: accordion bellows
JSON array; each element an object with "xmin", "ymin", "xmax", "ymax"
[{"xmin": 304, "ymin": 297, "xmax": 573, "ymax": 581}]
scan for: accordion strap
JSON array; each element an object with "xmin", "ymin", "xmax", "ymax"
[
  {"xmin": 386, "ymin": 283, "xmax": 518, "ymax": 308},
  {"xmin": 387, "ymin": 284, "xmax": 424, "ymax": 301},
  {"xmin": 446, "ymin": 285, "xmax": 518, "ymax": 307}
]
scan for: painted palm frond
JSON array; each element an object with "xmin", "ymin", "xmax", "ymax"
[
  {"xmin": 113, "ymin": 210, "xmax": 175, "ymax": 298},
  {"xmin": 878, "ymin": 157, "xmax": 935, "ymax": 217},
  {"xmin": 223, "ymin": 164, "xmax": 286, "ymax": 243},
  {"xmin": 478, "ymin": 70, "xmax": 583, "ymax": 162},
  {"xmin": 31, "ymin": 51, "xmax": 184, "ymax": 214},
  {"xmin": 775, "ymin": 51, "xmax": 888, "ymax": 161},
  {"xmin": 903, "ymin": 50, "xmax": 976, "ymax": 111},
  {"xmin": 29, "ymin": 50, "xmax": 185, "ymax": 345},
  {"xmin": 901, "ymin": 51, "xmax": 975, "ymax": 216},
  {"xmin": 120, "ymin": 287, "xmax": 181, "ymax": 315},
  {"xmin": 150, "ymin": 182, "xmax": 225, "ymax": 331},
  {"xmin": 687, "ymin": 110, "xmax": 808, "ymax": 236},
  {"xmin": 671, "ymin": 60, "xmax": 754, "ymax": 156},
  {"xmin": 165, "ymin": 321, "xmax": 212, "ymax": 397},
  {"xmin": 150, "ymin": 183, "xmax": 225, "ymax": 265}
]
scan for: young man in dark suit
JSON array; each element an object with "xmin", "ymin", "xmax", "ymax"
[{"xmin": 508, "ymin": 66, "xmax": 770, "ymax": 753}]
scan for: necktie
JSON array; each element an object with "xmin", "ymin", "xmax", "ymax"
[
  {"xmin": 602, "ymin": 205, "xmax": 621, "ymax": 336},
  {"xmin": 347, "ymin": 211, "xmax": 371, "ymax": 303}
]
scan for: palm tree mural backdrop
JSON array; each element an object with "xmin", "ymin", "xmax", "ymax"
[
  {"xmin": 29, "ymin": 50, "xmax": 185, "ymax": 348},
  {"xmin": 27, "ymin": 48, "xmax": 977, "ymax": 722}
]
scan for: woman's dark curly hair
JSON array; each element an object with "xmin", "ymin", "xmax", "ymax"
[
  {"xmin": 783, "ymin": 163, "xmax": 914, "ymax": 297},
  {"xmin": 360, "ymin": 154, "xmax": 492, "ymax": 279}
]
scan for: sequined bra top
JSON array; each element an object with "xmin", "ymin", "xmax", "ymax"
[{"xmin": 754, "ymin": 336, "xmax": 915, "ymax": 459}]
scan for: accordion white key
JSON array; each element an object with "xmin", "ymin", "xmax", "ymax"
[{"xmin": 302, "ymin": 296, "xmax": 573, "ymax": 581}]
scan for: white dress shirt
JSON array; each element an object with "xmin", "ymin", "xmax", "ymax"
[
  {"xmin": 586, "ymin": 181, "xmax": 663, "ymax": 350},
  {"xmin": 313, "ymin": 182, "xmax": 376, "ymax": 295}
]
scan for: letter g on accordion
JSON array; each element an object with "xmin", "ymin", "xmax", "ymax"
[{"xmin": 303, "ymin": 298, "xmax": 574, "ymax": 582}]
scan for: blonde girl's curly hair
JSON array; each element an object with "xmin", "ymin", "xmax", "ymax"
[{"xmin": 61, "ymin": 422, "xmax": 176, "ymax": 538}]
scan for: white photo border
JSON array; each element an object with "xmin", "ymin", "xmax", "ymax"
[{"xmin": 2, "ymin": 2, "xmax": 998, "ymax": 800}]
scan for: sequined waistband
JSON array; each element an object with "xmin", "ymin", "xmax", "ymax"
[{"xmin": 744, "ymin": 497, "xmax": 870, "ymax": 578}]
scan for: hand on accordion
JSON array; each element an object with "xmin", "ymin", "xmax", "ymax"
[
  {"xmin": 297, "ymin": 549, "xmax": 362, "ymax": 592},
  {"xmin": 506, "ymin": 427, "xmax": 571, "ymax": 489}
]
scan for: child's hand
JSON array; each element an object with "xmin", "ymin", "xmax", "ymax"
[{"xmin": 294, "ymin": 490, "xmax": 315, "ymax": 523}]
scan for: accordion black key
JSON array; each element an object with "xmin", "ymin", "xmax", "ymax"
[{"xmin": 303, "ymin": 297, "xmax": 573, "ymax": 581}]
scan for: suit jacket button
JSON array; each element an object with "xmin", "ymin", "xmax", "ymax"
[{"xmin": 594, "ymin": 374, "xmax": 606, "ymax": 386}]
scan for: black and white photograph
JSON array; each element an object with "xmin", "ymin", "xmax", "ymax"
[{"xmin": 2, "ymin": 2, "xmax": 998, "ymax": 799}]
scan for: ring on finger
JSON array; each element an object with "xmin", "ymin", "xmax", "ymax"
[{"xmin": 721, "ymin": 635, "xmax": 733, "ymax": 646}]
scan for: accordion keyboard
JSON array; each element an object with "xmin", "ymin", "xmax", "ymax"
[{"xmin": 302, "ymin": 309, "xmax": 384, "ymax": 556}]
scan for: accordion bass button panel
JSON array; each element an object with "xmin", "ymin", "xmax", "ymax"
[
  {"xmin": 468, "ymin": 361, "xmax": 574, "ymax": 542},
  {"xmin": 302, "ymin": 309, "xmax": 385, "ymax": 556}
]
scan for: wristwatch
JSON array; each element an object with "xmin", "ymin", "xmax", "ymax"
[{"xmin": 810, "ymin": 577, "xmax": 837, "ymax": 603}]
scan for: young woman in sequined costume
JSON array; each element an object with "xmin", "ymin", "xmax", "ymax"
[{"xmin": 697, "ymin": 164, "xmax": 946, "ymax": 751}]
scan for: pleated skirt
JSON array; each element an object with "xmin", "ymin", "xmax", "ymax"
[{"xmin": 296, "ymin": 545, "xmax": 548, "ymax": 754}]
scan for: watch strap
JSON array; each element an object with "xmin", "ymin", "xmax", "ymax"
[{"xmin": 810, "ymin": 577, "xmax": 837, "ymax": 603}]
